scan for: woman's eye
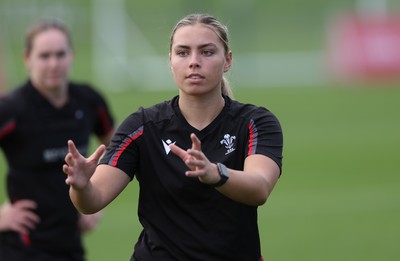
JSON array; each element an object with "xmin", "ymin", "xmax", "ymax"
[
  {"xmin": 56, "ymin": 51, "xmax": 66, "ymax": 59},
  {"xmin": 39, "ymin": 53, "xmax": 50, "ymax": 60},
  {"xmin": 202, "ymin": 50, "xmax": 214, "ymax": 56},
  {"xmin": 176, "ymin": 50, "xmax": 188, "ymax": 57}
]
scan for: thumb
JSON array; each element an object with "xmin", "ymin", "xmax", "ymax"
[
  {"xmin": 190, "ymin": 133, "xmax": 201, "ymax": 151},
  {"xmin": 89, "ymin": 144, "xmax": 106, "ymax": 162}
]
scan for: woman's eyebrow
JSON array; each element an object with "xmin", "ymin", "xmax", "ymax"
[{"xmin": 174, "ymin": 43, "xmax": 217, "ymax": 49}]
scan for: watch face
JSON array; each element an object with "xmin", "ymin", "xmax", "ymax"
[{"xmin": 217, "ymin": 163, "xmax": 229, "ymax": 178}]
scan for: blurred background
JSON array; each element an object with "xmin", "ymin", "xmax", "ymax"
[{"xmin": 0, "ymin": 0, "xmax": 399, "ymax": 260}]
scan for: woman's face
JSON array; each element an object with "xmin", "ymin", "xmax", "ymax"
[
  {"xmin": 24, "ymin": 29, "xmax": 73, "ymax": 91},
  {"xmin": 169, "ymin": 24, "xmax": 231, "ymax": 96}
]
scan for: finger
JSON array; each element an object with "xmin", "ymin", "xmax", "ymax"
[
  {"xmin": 14, "ymin": 199, "xmax": 37, "ymax": 210},
  {"xmin": 67, "ymin": 140, "xmax": 80, "ymax": 158},
  {"xmin": 12, "ymin": 224, "xmax": 30, "ymax": 234},
  {"xmin": 19, "ymin": 221, "xmax": 37, "ymax": 232},
  {"xmin": 64, "ymin": 153, "xmax": 74, "ymax": 166},
  {"xmin": 62, "ymin": 164, "xmax": 69, "ymax": 175},
  {"xmin": 185, "ymin": 158, "xmax": 205, "ymax": 167},
  {"xmin": 63, "ymin": 165, "xmax": 74, "ymax": 184},
  {"xmin": 185, "ymin": 169, "xmax": 205, "ymax": 177},
  {"xmin": 190, "ymin": 133, "xmax": 201, "ymax": 151},
  {"xmin": 12, "ymin": 204, "xmax": 41, "ymax": 233},
  {"xmin": 89, "ymin": 144, "xmax": 106, "ymax": 162},
  {"xmin": 169, "ymin": 143, "xmax": 188, "ymax": 161},
  {"xmin": 185, "ymin": 171, "xmax": 197, "ymax": 178},
  {"xmin": 187, "ymin": 149, "xmax": 204, "ymax": 159},
  {"xmin": 16, "ymin": 221, "xmax": 38, "ymax": 234},
  {"xmin": 25, "ymin": 211, "xmax": 40, "ymax": 222},
  {"xmin": 185, "ymin": 160, "xmax": 206, "ymax": 173},
  {"xmin": 65, "ymin": 174, "xmax": 73, "ymax": 186},
  {"xmin": 21, "ymin": 212, "xmax": 40, "ymax": 228}
]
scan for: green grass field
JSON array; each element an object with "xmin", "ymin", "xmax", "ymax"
[
  {"xmin": 89, "ymin": 86, "xmax": 400, "ymax": 261},
  {"xmin": 2, "ymin": 85, "xmax": 399, "ymax": 260},
  {"xmin": 1, "ymin": 0, "xmax": 400, "ymax": 260}
]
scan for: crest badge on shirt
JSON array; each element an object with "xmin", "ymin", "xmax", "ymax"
[
  {"xmin": 162, "ymin": 139, "xmax": 176, "ymax": 155},
  {"xmin": 75, "ymin": 110, "xmax": 84, "ymax": 119},
  {"xmin": 220, "ymin": 134, "xmax": 236, "ymax": 155}
]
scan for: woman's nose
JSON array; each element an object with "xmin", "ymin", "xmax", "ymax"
[{"xmin": 189, "ymin": 53, "xmax": 200, "ymax": 68}]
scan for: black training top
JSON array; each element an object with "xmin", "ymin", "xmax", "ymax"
[
  {"xmin": 0, "ymin": 80, "xmax": 114, "ymax": 253},
  {"xmin": 100, "ymin": 95, "xmax": 283, "ymax": 261}
]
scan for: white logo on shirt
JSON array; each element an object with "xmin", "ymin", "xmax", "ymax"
[
  {"xmin": 162, "ymin": 139, "xmax": 176, "ymax": 155},
  {"xmin": 43, "ymin": 144, "xmax": 87, "ymax": 162},
  {"xmin": 220, "ymin": 134, "xmax": 236, "ymax": 155}
]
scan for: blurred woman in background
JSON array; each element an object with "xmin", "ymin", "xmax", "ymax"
[{"xmin": 0, "ymin": 19, "xmax": 115, "ymax": 260}]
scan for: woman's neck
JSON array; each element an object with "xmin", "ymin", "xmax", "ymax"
[
  {"xmin": 178, "ymin": 93, "xmax": 225, "ymax": 130},
  {"xmin": 33, "ymin": 82, "xmax": 69, "ymax": 109}
]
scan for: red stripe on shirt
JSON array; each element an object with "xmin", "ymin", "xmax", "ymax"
[
  {"xmin": 96, "ymin": 107, "xmax": 112, "ymax": 135},
  {"xmin": 248, "ymin": 121, "xmax": 255, "ymax": 156},
  {"xmin": 0, "ymin": 120, "xmax": 16, "ymax": 140},
  {"xmin": 111, "ymin": 129, "xmax": 143, "ymax": 167}
]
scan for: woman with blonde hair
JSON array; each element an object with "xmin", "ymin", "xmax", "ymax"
[{"xmin": 64, "ymin": 13, "xmax": 283, "ymax": 261}]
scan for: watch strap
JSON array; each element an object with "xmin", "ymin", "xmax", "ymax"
[{"xmin": 210, "ymin": 162, "xmax": 229, "ymax": 187}]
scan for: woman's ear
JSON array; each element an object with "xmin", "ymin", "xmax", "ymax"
[
  {"xmin": 169, "ymin": 52, "xmax": 173, "ymax": 70},
  {"xmin": 224, "ymin": 51, "xmax": 232, "ymax": 72},
  {"xmin": 23, "ymin": 51, "xmax": 30, "ymax": 71}
]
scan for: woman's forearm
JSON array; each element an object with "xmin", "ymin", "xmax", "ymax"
[{"xmin": 69, "ymin": 181, "xmax": 104, "ymax": 214}]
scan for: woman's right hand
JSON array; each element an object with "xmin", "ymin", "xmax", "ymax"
[
  {"xmin": 0, "ymin": 200, "xmax": 40, "ymax": 234},
  {"xmin": 63, "ymin": 140, "xmax": 106, "ymax": 191}
]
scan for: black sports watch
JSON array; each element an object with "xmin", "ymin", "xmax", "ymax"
[{"xmin": 210, "ymin": 163, "xmax": 229, "ymax": 187}]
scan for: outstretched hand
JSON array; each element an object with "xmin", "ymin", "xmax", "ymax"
[
  {"xmin": 63, "ymin": 140, "xmax": 106, "ymax": 190},
  {"xmin": 169, "ymin": 133, "xmax": 219, "ymax": 185}
]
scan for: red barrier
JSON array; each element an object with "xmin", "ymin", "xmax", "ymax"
[{"xmin": 327, "ymin": 13, "xmax": 400, "ymax": 83}]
